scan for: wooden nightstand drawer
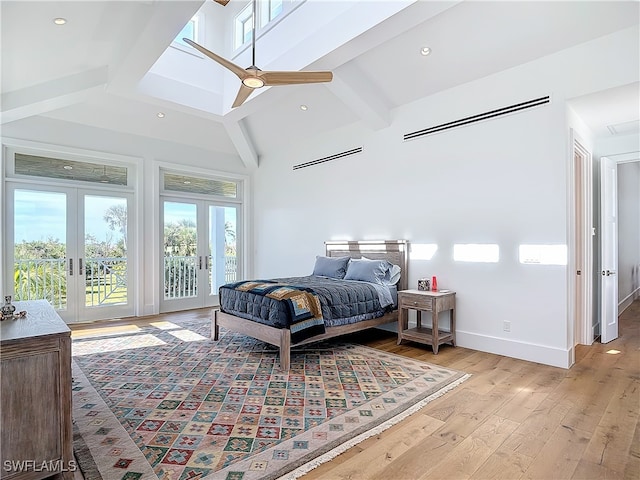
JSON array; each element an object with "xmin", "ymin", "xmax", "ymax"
[{"xmin": 399, "ymin": 293, "xmax": 432, "ymax": 311}]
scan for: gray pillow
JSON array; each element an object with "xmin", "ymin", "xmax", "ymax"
[
  {"xmin": 312, "ymin": 255, "xmax": 350, "ymax": 279},
  {"xmin": 344, "ymin": 258, "xmax": 388, "ymax": 284},
  {"xmin": 361, "ymin": 256, "xmax": 402, "ymax": 285}
]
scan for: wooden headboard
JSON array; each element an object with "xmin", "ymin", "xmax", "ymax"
[{"xmin": 325, "ymin": 240, "xmax": 409, "ymax": 291}]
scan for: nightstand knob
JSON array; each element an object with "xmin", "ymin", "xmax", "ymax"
[{"xmin": 413, "ymin": 301, "xmax": 418, "ymax": 306}]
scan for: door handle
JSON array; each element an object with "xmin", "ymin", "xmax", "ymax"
[
  {"xmin": 79, "ymin": 258, "xmax": 84, "ymax": 275},
  {"xmin": 601, "ymin": 270, "xmax": 617, "ymax": 276},
  {"xmin": 205, "ymin": 256, "xmax": 210, "ymax": 270},
  {"xmin": 69, "ymin": 258, "xmax": 73, "ymax": 276},
  {"xmin": 199, "ymin": 256, "xmax": 203, "ymax": 269}
]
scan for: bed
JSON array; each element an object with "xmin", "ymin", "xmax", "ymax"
[{"xmin": 213, "ymin": 240, "xmax": 409, "ymax": 370}]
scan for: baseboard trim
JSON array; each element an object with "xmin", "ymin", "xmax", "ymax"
[
  {"xmin": 456, "ymin": 330, "xmax": 573, "ymax": 369},
  {"xmin": 619, "ymin": 287, "xmax": 640, "ymax": 315}
]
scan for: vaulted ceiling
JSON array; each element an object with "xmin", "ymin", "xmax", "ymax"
[{"xmin": 2, "ymin": 1, "xmax": 638, "ymax": 169}]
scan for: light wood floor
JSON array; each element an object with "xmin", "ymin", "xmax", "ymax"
[{"xmin": 70, "ymin": 300, "xmax": 639, "ymax": 480}]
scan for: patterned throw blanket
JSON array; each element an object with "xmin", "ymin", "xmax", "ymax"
[{"xmin": 226, "ymin": 280, "xmax": 326, "ymax": 343}]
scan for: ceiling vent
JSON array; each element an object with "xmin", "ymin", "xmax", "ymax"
[
  {"xmin": 404, "ymin": 95, "xmax": 551, "ymax": 141},
  {"xmin": 293, "ymin": 147, "xmax": 363, "ymax": 170},
  {"xmin": 607, "ymin": 119, "xmax": 640, "ymax": 136}
]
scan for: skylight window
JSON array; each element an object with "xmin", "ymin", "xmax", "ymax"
[
  {"xmin": 234, "ymin": 0, "xmax": 290, "ymax": 50},
  {"xmin": 235, "ymin": 4, "xmax": 254, "ymax": 49},
  {"xmin": 173, "ymin": 16, "xmax": 198, "ymax": 48},
  {"xmin": 260, "ymin": 0, "xmax": 284, "ymax": 27}
]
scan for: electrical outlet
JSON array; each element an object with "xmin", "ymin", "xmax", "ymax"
[{"xmin": 503, "ymin": 320, "xmax": 511, "ymax": 332}]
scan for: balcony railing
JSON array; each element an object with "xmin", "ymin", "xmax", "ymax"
[
  {"xmin": 14, "ymin": 258, "xmax": 67, "ymax": 309},
  {"xmin": 163, "ymin": 255, "xmax": 237, "ymax": 299},
  {"xmin": 14, "ymin": 255, "xmax": 238, "ymax": 307}
]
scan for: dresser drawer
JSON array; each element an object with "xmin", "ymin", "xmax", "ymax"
[{"xmin": 399, "ymin": 293, "xmax": 433, "ymax": 311}]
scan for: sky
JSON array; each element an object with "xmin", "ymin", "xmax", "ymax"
[
  {"xmin": 13, "ymin": 190, "xmax": 125, "ymax": 244},
  {"xmin": 13, "ymin": 190, "xmax": 237, "ymax": 246}
]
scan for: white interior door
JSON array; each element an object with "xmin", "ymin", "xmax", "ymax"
[{"xmin": 600, "ymin": 156, "xmax": 618, "ymax": 343}]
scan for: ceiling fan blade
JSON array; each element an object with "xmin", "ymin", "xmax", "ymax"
[
  {"xmin": 213, "ymin": 0, "xmax": 230, "ymax": 5},
  {"xmin": 232, "ymin": 84, "xmax": 255, "ymax": 108},
  {"xmin": 182, "ymin": 38, "xmax": 248, "ymax": 79},
  {"xmin": 260, "ymin": 71, "xmax": 333, "ymax": 86}
]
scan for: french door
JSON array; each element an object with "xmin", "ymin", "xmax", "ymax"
[
  {"xmin": 160, "ymin": 197, "xmax": 239, "ymax": 312},
  {"xmin": 7, "ymin": 184, "xmax": 134, "ymax": 323}
]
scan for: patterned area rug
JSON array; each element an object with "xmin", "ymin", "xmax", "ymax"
[{"xmin": 72, "ymin": 317, "xmax": 468, "ymax": 480}]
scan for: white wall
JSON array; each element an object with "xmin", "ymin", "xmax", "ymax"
[
  {"xmin": 251, "ymin": 28, "xmax": 639, "ymax": 368},
  {"xmin": 617, "ymin": 161, "xmax": 640, "ymax": 309}
]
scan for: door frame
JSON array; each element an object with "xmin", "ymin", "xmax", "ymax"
[{"xmin": 569, "ymin": 131, "xmax": 594, "ymax": 351}]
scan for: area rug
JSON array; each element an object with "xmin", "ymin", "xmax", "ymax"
[{"xmin": 71, "ymin": 317, "xmax": 469, "ymax": 480}]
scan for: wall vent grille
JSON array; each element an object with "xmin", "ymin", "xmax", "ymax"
[
  {"xmin": 293, "ymin": 147, "xmax": 363, "ymax": 170},
  {"xmin": 404, "ymin": 95, "xmax": 551, "ymax": 141}
]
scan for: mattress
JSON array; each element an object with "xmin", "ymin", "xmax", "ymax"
[{"xmin": 219, "ymin": 275, "xmax": 394, "ymax": 330}]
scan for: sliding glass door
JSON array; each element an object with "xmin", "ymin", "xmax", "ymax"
[
  {"xmin": 160, "ymin": 198, "xmax": 238, "ymax": 312},
  {"xmin": 8, "ymin": 184, "xmax": 134, "ymax": 322}
]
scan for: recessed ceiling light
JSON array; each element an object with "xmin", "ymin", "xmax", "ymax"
[
  {"xmin": 53, "ymin": 18, "xmax": 67, "ymax": 25},
  {"xmin": 63, "ymin": 165, "xmax": 73, "ymax": 170},
  {"xmin": 420, "ymin": 47, "xmax": 431, "ymax": 56},
  {"xmin": 300, "ymin": 105, "xmax": 308, "ymax": 111},
  {"xmin": 157, "ymin": 112, "xmax": 165, "ymax": 118}
]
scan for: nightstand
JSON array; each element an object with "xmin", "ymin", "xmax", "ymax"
[{"xmin": 397, "ymin": 289, "xmax": 456, "ymax": 354}]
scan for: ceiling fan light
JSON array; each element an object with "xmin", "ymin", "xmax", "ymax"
[{"xmin": 242, "ymin": 77, "xmax": 265, "ymax": 89}]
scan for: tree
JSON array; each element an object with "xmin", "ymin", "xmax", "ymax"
[
  {"xmin": 14, "ymin": 237, "xmax": 65, "ymax": 259},
  {"xmin": 164, "ymin": 219, "xmax": 197, "ymax": 256},
  {"xmin": 225, "ymin": 221, "xmax": 236, "ymax": 256},
  {"xmin": 104, "ymin": 204, "xmax": 127, "ymax": 251}
]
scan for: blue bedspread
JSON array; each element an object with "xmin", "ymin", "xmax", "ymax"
[
  {"xmin": 221, "ymin": 280, "xmax": 326, "ymax": 343},
  {"xmin": 219, "ymin": 276, "xmax": 390, "ymax": 338}
]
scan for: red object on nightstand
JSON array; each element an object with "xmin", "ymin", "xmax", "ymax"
[{"xmin": 431, "ymin": 276, "xmax": 438, "ymax": 291}]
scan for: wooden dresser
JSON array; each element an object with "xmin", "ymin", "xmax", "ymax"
[{"xmin": 0, "ymin": 300, "xmax": 74, "ymax": 480}]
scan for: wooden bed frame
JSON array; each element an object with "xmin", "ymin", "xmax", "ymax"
[{"xmin": 212, "ymin": 240, "xmax": 409, "ymax": 370}]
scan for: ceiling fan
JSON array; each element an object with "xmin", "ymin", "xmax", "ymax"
[{"xmin": 184, "ymin": 0, "xmax": 333, "ymax": 108}]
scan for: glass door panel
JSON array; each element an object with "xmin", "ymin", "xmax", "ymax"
[
  {"xmin": 208, "ymin": 205, "xmax": 238, "ymax": 297},
  {"xmin": 162, "ymin": 201, "xmax": 199, "ymax": 310},
  {"xmin": 83, "ymin": 195, "xmax": 129, "ymax": 310},
  {"xmin": 12, "ymin": 189, "xmax": 69, "ymax": 312}
]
